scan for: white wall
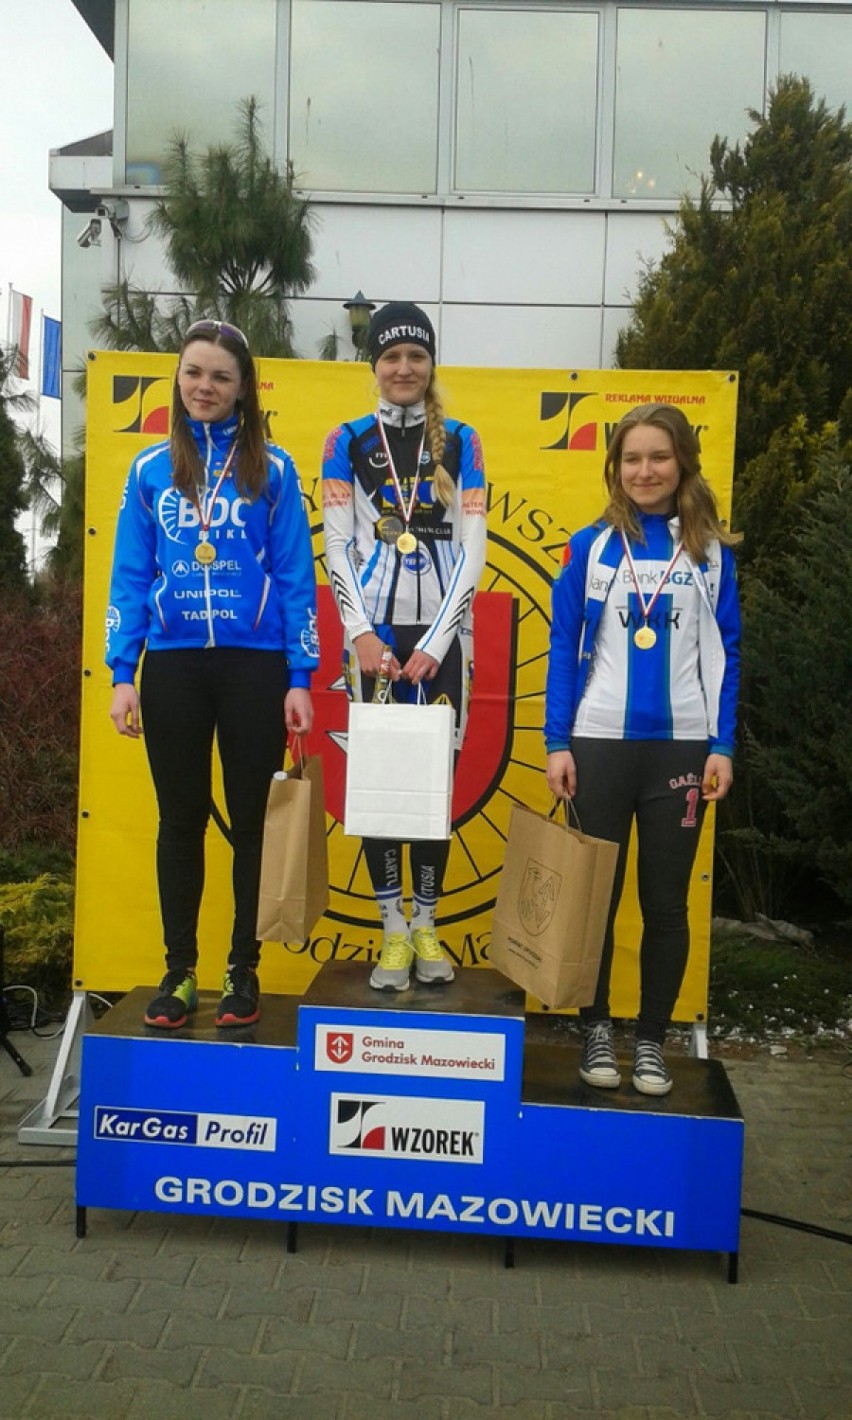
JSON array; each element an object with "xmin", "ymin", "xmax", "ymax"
[{"xmin": 56, "ymin": 182, "xmax": 674, "ymax": 449}]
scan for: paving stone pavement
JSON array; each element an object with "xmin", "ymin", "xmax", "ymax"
[{"xmin": 1, "ymin": 1026, "xmax": 850, "ymax": 1419}]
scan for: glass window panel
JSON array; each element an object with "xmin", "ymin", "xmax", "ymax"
[
  {"xmin": 779, "ymin": 12, "xmax": 852, "ymax": 115},
  {"xmin": 290, "ymin": 1, "xmax": 440, "ymax": 193},
  {"xmin": 125, "ymin": 0, "xmax": 277, "ymax": 184},
  {"xmin": 455, "ymin": 8, "xmax": 599, "ymax": 194},
  {"xmin": 614, "ymin": 9, "xmax": 766, "ymax": 200}
]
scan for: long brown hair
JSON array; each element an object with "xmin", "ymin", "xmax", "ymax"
[
  {"xmin": 170, "ymin": 322, "xmax": 268, "ymax": 501},
  {"xmin": 602, "ymin": 403, "xmax": 741, "ymax": 562}
]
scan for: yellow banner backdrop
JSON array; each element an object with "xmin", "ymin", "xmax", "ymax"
[{"xmin": 78, "ymin": 354, "xmax": 737, "ymax": 1019}]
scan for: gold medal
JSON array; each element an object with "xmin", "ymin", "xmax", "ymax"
[
  {"xmin": 620, "ymin": 533, "xmax": 683, "ymax": 656},
  {"xmin": 375, "ymin": 413, "xmax": 426, "ymax": 556},
  {"xmin": 193, "ymin": 440, "xmax": 237, "ymax": 569}
]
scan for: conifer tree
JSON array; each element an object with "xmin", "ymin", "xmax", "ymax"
[
  {"xmin": 0, "ymin": 348, "xmax": 33, "ymax": 593},
  {"xmin": 617, "ymin": 76, "xmax": 852, "ymax": 559},
  {"xmin": 17, "ymin": 428, "xmax": 85, "ymax": 580},
  {"xmin": 740, "ymin": 449, "xmax": 852, "ymax": 911},
  {"xmin": 617, "ymin": 78, "xmax": 852, "ymax": 921},
  {"xmin": 93, "ymin": 99, "xmax": 315, "ymax": 356}
]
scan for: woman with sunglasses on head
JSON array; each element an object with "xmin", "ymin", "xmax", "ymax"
[
  {"xmin": 107, "ymin": 319, "xmax": 319, "ymax": 1029},
  {"xmin": 545, "ymin": 403, "xmax": 741, "ymax": 1096},
  {"xmin": 323, "ymin": 302, "xmax": 487, "ymax": 991}
]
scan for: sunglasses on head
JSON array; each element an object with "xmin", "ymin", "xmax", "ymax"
[{"xmin": 185, "ymin": 319, "xmax": 249, "ymax": 348}]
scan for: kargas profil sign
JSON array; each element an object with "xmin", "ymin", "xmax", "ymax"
[{"xmin": 94, "ymin": 1107, "xmax": 277, "ymax": 1151}]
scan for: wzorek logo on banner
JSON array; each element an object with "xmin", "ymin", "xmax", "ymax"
[{"xmin": 329, "ymin": 1094, "xmax": 485, "ymax": 1162}]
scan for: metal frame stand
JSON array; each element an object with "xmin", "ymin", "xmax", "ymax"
[
  {"xmin": 1, "ymin": 1002, "xmax": 33, "ymax": 1077},
  {"xmin": 690, "ymin": 1022, "xmax": 708, "ymax": 1059},
  {"xmin": 17, "ymin": 991, "xmax": 93, "ymax": 1146}
]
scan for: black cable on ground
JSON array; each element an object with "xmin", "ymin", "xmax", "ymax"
[
  {"xmin": 741, "ymin": 1206, "xmax": 852, "ymax": 1245},
  {"xmin": 0, "ymin": 1158, "xmax": 76, "ymax": 1167}
]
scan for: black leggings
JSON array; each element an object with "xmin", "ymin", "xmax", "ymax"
[
  {"xmin": 140, "ymin": 648, "xmax": 288, "ymax": 971},
  {"xmin": 571, "ymin": 739, "xmax": 708, "ymax": 1042},
  {"xmin": 358, "ymin": 627, "xmax": 462, "ymax": 907}
]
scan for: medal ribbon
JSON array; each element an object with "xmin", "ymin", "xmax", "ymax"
[
  {"xmin": 194, "ymin": 439, "xmax": 239, "ymax": 538},
  {"xmin": 376, "ymin": 414, "xmax": 426, "ymax": 528},
  {"xmin": 619, "ymin": 532, "xmax": 684, "ymax": 629}
]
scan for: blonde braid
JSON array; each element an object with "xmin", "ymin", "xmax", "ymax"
[{"xmin": 425, "ymin": 381, "xmax": 454, "ymax": 507}]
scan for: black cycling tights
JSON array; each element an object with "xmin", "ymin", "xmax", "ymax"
[
  {"xmin": 362, "ymin": 837, "xmax": 452, "ymax": 914},
  {"xmin": 571, "ymin": 738, "xmax": 709, "ymax": 1043},
  {"xmin": 140, "ymin": 648, "xmax": 288, "ymax": 971}
]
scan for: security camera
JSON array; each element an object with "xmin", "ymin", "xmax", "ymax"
[
  {"xmin": 96, "ymin": 199, "xmax": 129, "ymax": 223},
  {"xmin": 76, "ymin": 217, "xmax": 102, "ymax": 249}
]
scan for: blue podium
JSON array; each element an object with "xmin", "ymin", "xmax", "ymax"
[{"xmin": 76, "ymin": 963, "xmax": 744, "ymax": 1279}]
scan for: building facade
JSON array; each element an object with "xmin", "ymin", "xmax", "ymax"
[{"xmin": 53, "ymin": 0, "xmax": 852, "ymax": 445}]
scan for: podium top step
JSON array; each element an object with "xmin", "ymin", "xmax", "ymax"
[{"xmin": 302, "ymin": 960, "xmax": 526, "ymax": 1020}]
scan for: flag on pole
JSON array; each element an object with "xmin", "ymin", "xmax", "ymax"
[
  {"xmin": 41, "ymin": 316, "xmax": 62, "ymax": 399},
  {"xmin": 10, "ymin": 289, "xmax": 33, "ymax": 379}
]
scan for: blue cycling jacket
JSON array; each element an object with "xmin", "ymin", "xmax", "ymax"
[{"xmin": 106, "ymin": 414, "xmax": 319, "ymax": 687}]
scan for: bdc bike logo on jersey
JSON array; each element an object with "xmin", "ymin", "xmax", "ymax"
[{"xmin": 176, "ymin": 497, "xmax": 248, "ymax": 529}]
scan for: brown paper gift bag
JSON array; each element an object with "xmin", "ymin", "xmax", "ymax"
[
  {"xmin": 256, "ymin": 753, "xmax": 329, "ymax": 944},
  {"xmin": 489, "ymin": 800, "xmax": 619, "ymax": 1009}
]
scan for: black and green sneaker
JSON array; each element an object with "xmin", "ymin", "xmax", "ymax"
[
  {"xmin": 144, "ymin": 968, "xmax": 198, "ymax": 1029},
  {"xmin": 215, "ymin": 966, "xmax": 260, "ymax": 1028}
]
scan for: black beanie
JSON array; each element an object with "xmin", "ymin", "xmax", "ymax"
[{"xmin": 366, "ymin": 302, "xmax": 436, "ymax": 368}]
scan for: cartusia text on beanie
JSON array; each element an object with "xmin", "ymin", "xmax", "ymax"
[{"xmin": 366, "ymin": 302, "xmax": 436, "ymax": 368}]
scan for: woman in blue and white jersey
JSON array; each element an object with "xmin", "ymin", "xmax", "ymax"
[
  {"xmin": 323, "ymin": 302, "xmax": 487, "ymax": 992},
  {"xmin": 545, "ymin": 403, "xmax": 741, "ymax": 1096},
  {"xmin": 106, "ymin": 320, "xmax": 318, "ymax": 1030}
]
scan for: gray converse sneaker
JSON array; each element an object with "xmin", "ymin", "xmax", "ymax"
[
  {"xmin": 411, "ymin": 926, "xmax": 455, "ymax": 984},
  {"xmin": 632, "ymin": 1039, "xmax": 673, "ymax": 1096},
  {"xmin": 369, "ymin": 933, "xmax": 414, "ymax": 991},
  {"xmin": 579, "ymin": 1020, "xmax": 621, "ymax": 1088}
]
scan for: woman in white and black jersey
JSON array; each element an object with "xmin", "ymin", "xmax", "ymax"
[
  {"xmin": 545, "ymin": 403, "xmax": 741, "ymax": 1096},
  {"xmin": 322, "ymin": 302, "xmax": 487, "ymax": 992}
]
